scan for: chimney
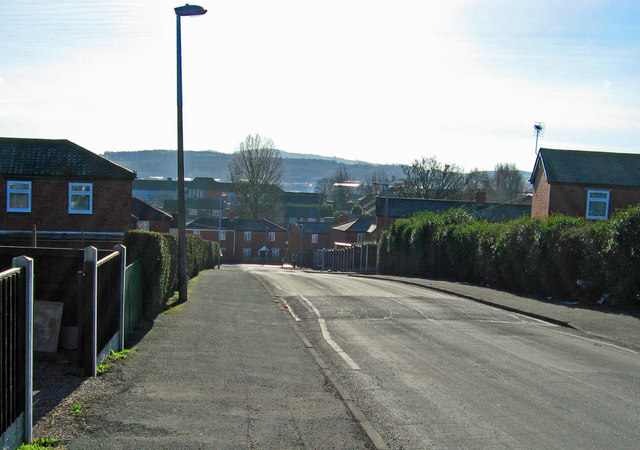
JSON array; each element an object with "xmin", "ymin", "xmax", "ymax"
[{"xmin": 475, "ymin": 188, "xmax": 486, "ymax": 205}]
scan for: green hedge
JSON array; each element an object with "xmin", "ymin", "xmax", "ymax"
[
  {"xmin": 378, "ymin": 206, "xmax": 640, "ymax": 305},
  {"xmin": 124, "ymin": 231, "xmax": 217, "ymax": 318}
]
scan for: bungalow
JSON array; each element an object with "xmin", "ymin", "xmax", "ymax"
[
  {"xmin": 375, "ymin": 194, "xmax": 531, "ymax": 235},
  {"xmin": 530, "ymin": 148, "xmax": 640, "ymax": 219},
  {"xmin": 0, "ymin": 137, "xmax": 136, "ymax": 247}
]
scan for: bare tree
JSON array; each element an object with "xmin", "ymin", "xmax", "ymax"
[
  {"xmin": 393, "ymin": 156, "xmax": 466, "ymax": 200},
  {"xmin": 358, "ymin": 168, "xmax": 390, "ymax": 196},
  {"xmin": 463, "ymin": 168, "xmax": 492, "ymax": 201},
  {"xmin": 492, "ymin": 163, "xmax": 525, "ymax": 202},
  {"xmin": 229, "ymin": 134, "xmax": 283, "ymax": 219}
]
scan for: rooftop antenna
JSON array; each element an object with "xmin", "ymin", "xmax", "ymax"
[{"xmin": 534, "ymin": 122, "xmax": 545, "ymax": 155}]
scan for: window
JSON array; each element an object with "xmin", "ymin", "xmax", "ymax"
[
  {"xmin": 308, "ymin": 218, "xmax": 316, "ymax": 222},
  {"xmin": 219, "ymin": 231, "xmax": 226, "ymax": 241},
  {"xmin": 272, "ymin": 248, "xmax": 280, "ymax": 258},
  {"xmin": 188, "ymin": 209, "xmax": 198, "ymax": 216},
  {"xmin": 586, "ymin": 190, "xmax": 610, "ymax": 219},
  {"xmin": 311, "ymin": 233, "xmax": 319, "ymax": 244},
  {"xmin": 7, "ymin": 181, "xmax": 31, "ymax": 212},
  {"xmin": 69, "ymin": 183, "xmax": 92, "ymax": 214},
  {"xmin": 244, "ymin": 231, "xmax": 252, "ymax": 241},
  {"xmin": 268, "ymin": 231, "xmax": 276, "ymax": 241},
  {"xmin": 192, "ymin": 229, "xmax": 200, "ymax": 235},
  {"xmin": 243, "ymin": 248, "xmax": 251, "ymax": 258},
  {"xmin": 357, "ymin": 233, "xmax": 365, "ymax": 242}
]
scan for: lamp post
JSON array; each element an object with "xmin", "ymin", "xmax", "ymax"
[
  {"xmin": 373, "ymin": 182, "xmax": 389, "ymax": 235},
  {"xmin": 175, "ymin": 3, "xmax": 207, "ymax": 303}
]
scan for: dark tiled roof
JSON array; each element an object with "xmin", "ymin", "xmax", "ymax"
[
  {"xmin": 296, "ymin": 222, "xmax": 333, "ymax": 234},
  {"xmin": 376, "ymin": 197, "xmax": 529, "ymax": 222},
  {"xmin": 133, "ymin": 179, "xmax": 177, "ymax": 191},
  {"xmin": 279, "ymin": 191, "xmax": 324, "ymax": 205},
  {"xmin": 333, "ymin": 217, "xmax": 376, "ymax": 233},
  {"xmin": 163, "ymin": 198, "xmax": 220, "ymax": 212},
  {"xmin": 0, "ymin": 137, "xmax": 135, "ymax": 180},
  {"xmin": 532, "ymin": 148, "xmax": 640, "ymax": 187},
  {"xmin": 132, "ymin": 198, "xmax": 173, "ymax": 221},
  {"xmin": 187, "ymin": 217, "xmax": 286, "ymax": 232}
]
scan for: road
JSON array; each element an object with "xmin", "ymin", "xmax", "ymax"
[{"xmin": 247, "ymin": 265, "xmax": 640, "ymax": 449}]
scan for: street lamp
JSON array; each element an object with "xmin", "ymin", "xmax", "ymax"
[{"xmin": 175, "ymin": 3, "xmax": 207, "ymax": 303}]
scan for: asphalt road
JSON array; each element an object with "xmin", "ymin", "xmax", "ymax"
[{"xmin": 248, "ymin": 265, "xmax": 640, "ymax": 449}]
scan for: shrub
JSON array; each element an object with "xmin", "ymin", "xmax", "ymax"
[{"xmin": 605, "ymin": 206, "xmax": 640, "ymax": 303}]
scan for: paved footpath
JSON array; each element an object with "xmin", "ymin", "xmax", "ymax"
[{"xmin": 69, "ymin": 266, "xmax": 372, "ymax": 449}]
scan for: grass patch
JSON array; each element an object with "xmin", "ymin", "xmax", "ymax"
[
  {"xmin": 71, "ymin": 403, "xmax": 83, "ymax": 416},
  {"xmin": 18, "ymin": 438, "xmax": 59, "ymax": 449},
  {"xmin": 96, "ymin": 348, "xmax": 136, "ymax": 374}
]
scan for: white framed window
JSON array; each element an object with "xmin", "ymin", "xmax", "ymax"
[
  {"xmin": 586, "ymin": 190, "xmax": 610, "ymax": 220},
  {"xmin": 7, "ymin": 181, "xmax": 31, "ymax": 212},
  {"xmin": 272, "ymin": 248, "xmax": 280, "ymax": 258},
  {"xmin": 68, "ymin": 182, "xmax": 92, "ymax": 214},
  {"xmin": 307, "ymin": 218, "xmax": 317, "ymax": 222},
  {"xmin": 243, "ymin": 248, "xmax": 251, "ymax": 258},
  {"xmin": 244, "ymin": 231, "xmax": 251, "ymax": 241},
  {"xmin": 311, "ymin": 233, "xmax": 319, "ymax": 244},
  {"xmin": 268, "ymin": 231, "xmax": 276, "ymax": 241},
  {"xmin": 188, "ymin": 209, "xmax": 198, "ymax": 216},
  {"xmin": 192, "ymin": 229, "xmax": 200, "ymax": 235},
  {"xmin": 219, "ymin": 230, "xmax": 226, "ymax": 241}
]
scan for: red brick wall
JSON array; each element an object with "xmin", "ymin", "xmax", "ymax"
[
  {"xmin": 549, "ymin": 184, "xmax": 640, "ymax": 218},
  {"xmin": 531, "ymin": 169, "xmax": 551, "ymax": 217},
  {"xmin": 0, "ymin": 178, "xmax": 132, "ymax": 232}
]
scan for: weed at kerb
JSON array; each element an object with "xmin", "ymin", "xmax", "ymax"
[{"xmin": 18, "ymin": 437, "xmax": 59, "ymax": 449}]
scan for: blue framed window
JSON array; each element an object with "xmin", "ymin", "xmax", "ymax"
[
  {"xmin": 7, "ymin": 181, "xmax": 31, "ymax": 212},
  {"xmin": 69, "ymin": 183, "xmax": 92, "ymax": 214}
]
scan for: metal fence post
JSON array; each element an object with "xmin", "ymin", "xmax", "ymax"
[
  {"xmin": 84, "ymin": 246, "xmax": 98, "ymax": 377},
  {"xmin": 114, "ymin": 244, "xmax": 126, "ymax": 352},
  {"xmin": 12, "ymin": 255, "xmax": 33, "ymax": 444}
]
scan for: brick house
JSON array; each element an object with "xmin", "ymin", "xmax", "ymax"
[
  {"xmin": 530, "ymin": 148, "xmax": 640, "ymax": 219},
  {"xmin": 132, "ymin": 197, "xmax": 173, "ymax": 233},
  {"xmin": 331, "ymin": 217, "xmax": 377, "ymax": 245},
  {"xmin": 288, "ymin": 222, "xmax": 333, "ymax": 267},
  {"xmin": 185, "ymin": 217, "xmax": 287, "ymax": 263},
  {"xmin": 0, "ymin": 137, "xmax": 136, "ymax": 247}
]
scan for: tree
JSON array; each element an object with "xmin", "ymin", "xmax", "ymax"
[
  {"xmin": 463, "ymin": 168, "xmax": 492, "ymax": 201},
  {"xmin": 492, "ymin": 163, "xmax": 525, "ymax": 202},
  {"xmin": 314, "ymin": 165, "xmax": 358, "ymax": 212},
  {"xmin": 358, "ymin": 168, "xmax": 390, "ymax": 197},
  {"xmin": 228, "ymin": 134, "xmax": 283, "ymax": 219},
  {"xmin": 393, "ymin": 156, "xmax": 466, "ymax": 200}
]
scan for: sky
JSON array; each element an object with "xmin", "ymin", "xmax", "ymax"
[{"xmin": 2, "ymin": 0, "xmax": 640, "ymax": 173}]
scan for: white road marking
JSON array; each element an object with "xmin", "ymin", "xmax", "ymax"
[
  {"xmin": 281, "ymin": 298, "xmax": 300, "ymax": 322},
  {"xmin": 300, "ymin": 295, "xmax": 361, "ymax": 370},
  {"xmin": 548, "ymin": 329, "xmax": 637, "ymax": 354}
]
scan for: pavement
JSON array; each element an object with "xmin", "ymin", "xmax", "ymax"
[
  {"xmin": 350, "ymin": 273, "xmax": 640, "ymax": 351},
  {"xmin": 67, "ymin": 266, "xmax": 374, "ymax": 449}
]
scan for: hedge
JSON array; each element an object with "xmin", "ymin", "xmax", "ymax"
[
  {"xmin": 378, "ymin": 206, "xmax": 640, "ymax": 305},
  {"xmin": 124, "ymin": 231, "xmax": 217, "ymax": 318}
]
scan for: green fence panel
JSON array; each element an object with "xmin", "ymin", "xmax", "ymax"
[{"xmin": 124, "ymin": 260, "xmax": 143, "ymax": 344}]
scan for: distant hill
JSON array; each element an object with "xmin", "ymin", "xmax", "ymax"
[{"xmin": 103, "ymin": 150, "xmax": 405, "ymax": 192}]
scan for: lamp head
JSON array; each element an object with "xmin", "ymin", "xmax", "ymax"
[{"xmin": 175, "ymin": 4, "xmax": 207, "ymax": 16}]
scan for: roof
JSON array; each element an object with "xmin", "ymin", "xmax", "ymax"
[
  {"xmin": 133, "ymin": 179, "xmax": 177, "ymax": 191},
  {"xmin": 132, "ymin": 198, "xmax": 173, "ymax": 221},
  {"xmin": 531, "ymin": 148, "xmax": 640, "ymax": 187},
  {"xmin": 332, "ymin": 217, "xmax": 376, "ymax": 233},
  {"xmin": 295, "ymin": 222, "xmax": 333, "ymax": 234},
  {"xmin": 0, "ymin": 137, "xmax": 136, "ymax": 180},
  {"xmin": 187, "ymin": 217, "xmax": 286, "ymax": 232},
  {"xmin": 279, "ymin": 191, "xmax": 324, "ymax": 205},
  {"xmin": 163, "ymin": 198, "xmax": 220, "ymax": 212},
  {"xmin": 376, "ymin": 197, "xmax": 530, "ymax": 222}
]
